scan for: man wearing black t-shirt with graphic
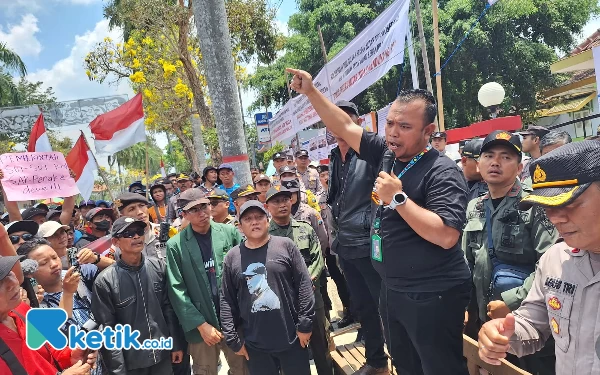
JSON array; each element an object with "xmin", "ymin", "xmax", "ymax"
[{"xmin": 287, "ymin": 68, "xmax": 472, "ymax": 375}]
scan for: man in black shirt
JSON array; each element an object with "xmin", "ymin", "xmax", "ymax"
[
  {"xmin": 220, "ymin": 201, "xmax": 315, "ymax": 375},
  {"xmin": 288, "ymin": 68, "xmax": 472, "ymax": 375},
  {"xmin": 76, "ymin": 207, "xmax": 115, "ymax": 249}
]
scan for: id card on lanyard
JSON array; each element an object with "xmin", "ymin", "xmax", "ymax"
[{"xmin": 371, "ymin": 145, "xmax": 432, "ymax": 262}]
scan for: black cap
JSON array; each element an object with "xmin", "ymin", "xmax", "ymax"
[
  {"xmin": 0, "ymin": 255, "xmax": 24, "ymax": 280},
  {"xmin": 316, "ymin": 165, "xmax": 329, "ymax": 173},
  {"xmin": 266, "ymin": 187, "xmax": 292, "ymax": 203},
  {"xmin": 335, "ymin": 100, "xmax": 359, "ymax": 117},
  {"xmin": 431, "ymin": 131, "xmax": 447, "ymax": 139},
  {"xmin": 279, "ymin": 165, "xmax": 297, "ymax": 176},
  {"xmin": 33, "ymin": 203, "xmax": 49, "ymax": 212},
  {"xmin": 21, "ymin": 207, "xmax": 46, "ymax": 221},
  {"xmin": 150, "ymin": 183, "xmax": 166, "ymax": 194},
  {"xmin": 519, "ymin": 140, "xmax": 600, "ymax": 210},
  {"xmin": 79, "ymin": 200, "xmax": 96, "ymax": 208},
  {"xmin": 202, "ymin": 166, "xmax": 217, "ymax": 182},
  {"xmin": 6, "ymin": 220, "xmax": 39, "ymax": 235},
  {"xmin": 114, "ymin": 192, "xmax": 149, "ymax": 212},
  {"xmin": 519, "ymin": 125, "xmax": 550, "ymax": 139},
  {"xmin": 238, "ymin": 200, "xmax": 268, "ymax": 220},
  {"xmin": 286, "ymin": 154, "xmax": 294, "ymax": 161},
  {"xmin": 111, "ymin": 217, "xmax": 147, "ymax": 237},
  {"xmin": 231, "ymin": 185, "xmax": 259, "ymax": 201},
  {"xmin": 46, "ymin": 210, "xmax": 62, "ymax": 221},
  {"xmin": 280, "ymin": 179, "xmax": 300, "ymax": 192},
  {"xmin": 480, "ymin": 130, "xmax": 522, "ymax": 159},
  {"xmin": 295, "ymin": 149, "xmax": 309, "ymax": 158},
  {"xmin": 272, "ymin": 152, "xmax": 285, "ymax": 161},
  {"xmin": 462, "ymin": 139, "xmax": 484, "ymax": 159},
  {"xmin": 85, "ymin": 207, "xmax": 115, "ymax": 222},
  {"xmin": 207, "ymin": 188, "xmax": 230, "ymax": 200}
]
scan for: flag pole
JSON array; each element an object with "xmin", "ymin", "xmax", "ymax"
[
  {"xmin": 145, "ymin": 138, "xmax": 150, "ymax": 201},
  {"xmin": 79, "ymin": 130, "xmax": 116, "ymax": 203}
]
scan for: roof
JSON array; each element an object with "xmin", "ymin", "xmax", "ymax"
[
  {"xmin": 572, "ymin": 29, "xmax": 600, "ymax": 56},
  {"xmin": 536, "ymin": 93, "xmax": 595, "ymax": 117}
]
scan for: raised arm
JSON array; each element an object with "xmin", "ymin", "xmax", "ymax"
[
  {"xmin": 0, "ymin": 223, "xmax": 24, "ymax": 283},
  {"xmin": 286, "ymin": 68, "xmax": 363, "ymax": 153}
]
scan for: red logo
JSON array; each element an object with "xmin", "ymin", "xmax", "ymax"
[
  {"xmin": 548, "ymin": 297, "xmax": 561, "ymax": 310},
  {"xmin": 572, "ymin": 248, "xmax": 580, "ymax": 254}
]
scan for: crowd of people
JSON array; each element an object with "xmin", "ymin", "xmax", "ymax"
[{"xmin": 0, "ymin": 67, "xmax": 599, "ymax": 375}]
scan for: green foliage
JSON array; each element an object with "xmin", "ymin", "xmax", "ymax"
[
  {"xmin": 112, "ymin": 136, "xmax": 164, "ymax": 173},
  {"xmin": 47, "ymin": 130, "xmax": 73, "ymax": 156},
  {"xmin": 261, "ymin": 142, "xmax": 285, "ymax": 166},
  {"xmin": 164, "ymin": 138, "xmax": 192, "ymax": 172},
  {"xmin": 0, "ymin": 43, "xmax": 27, "ymax": 105}
]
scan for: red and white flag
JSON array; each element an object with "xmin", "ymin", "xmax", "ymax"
[
  {"xmin": 27, "ymin": 113, "xmax": 53, "ymax": 152},
  {"xmin": 160, "ymin": 158, "xmax": 166, "ymax": 177},
  {"xmin": 89, "ymin": 93, "xmax": 146, "ymax": 155},
  {"xmin": 66, "ymin": 135, "xmax": 98, "ymax": 201}
]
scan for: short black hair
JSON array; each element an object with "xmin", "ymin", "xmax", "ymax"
[
  {"xmin": 17, "ymin": 237, "xmax": 51, "ymax": 258},
  {"xmin": 540, "ymin": 131, "xmax": 572, "ymax": 153},
  {"xmin": 394, "ymin": 89, "xmax": 437, "ymax": 126}
]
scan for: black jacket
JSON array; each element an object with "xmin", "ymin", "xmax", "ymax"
[
  {"xmin": 92, "ymin": 254, "xmax": 185, "ymax": 374},
  {"xmin": 327, "ymin": 147, "xmax": 378, "ymax": 250}
]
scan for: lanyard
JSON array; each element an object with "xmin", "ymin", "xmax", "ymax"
[{"xmin": 373, "ymin": 145, "xmax": 432, "ymax": 233}]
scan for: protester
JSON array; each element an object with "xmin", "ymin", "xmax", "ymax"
[
  {"xmin": 149, "ymin": 182, "xmax": 168, "ymax": 223},
  {"xmin": 539, "ymin": 130, "xmax": 571, "ymax": 155},
  {"xmin": 220, "ymin": 201, "xmax": 315, "ymax": 375},
  {"xmin": 217, "ymin": 164, "xmax": 241, "ymax": 215},
  {"xmin": 462, "ymin": 131, "xmax": 557, "ymax": 373},
  {"xmin": 266, "ymin": 187, "xmax": 332, "ymax": 375},
  {"xmin": 76, "ymin": 207, "xmax": 115, "ymax": 249},
  {"xmin": 92, "ymin": 217, "xmax": 185, "ymax": 375},
  {"xmin": 168, "ymin": 172, "xmax": 179, "ymax": 184},
  {"xmin": 167, "ymin": 174, "xmax": 194, "ymax": 223},
  {"xmin": 289, "ymin": 68, "xmax": 472, "ymax": 375},
  {"xmin": 271, "ymin": 152, "xmax": 287, "ymax": 187},
  {"xmin": 6, "ymin": 220, "xmax": 38, "ymax": 251},
  {"xmin": 282, "ymin": 179, "xmax": 328, "ymax": 251},
  {"xmin": 295, "ymin": 149, "xmax": 324, "ymax": 196},
  {"xmin": 166, "ymin": 188, "xmax": 247, "ymax": 375},
  {"xmin": 78, "ymin": 200, "xmax": 96, "ymax": 221},
  {"xmin": 207, "ymin": 188, "xmax": 235, "ymax": 224},
  {"xmin": 317, "ymin": 165, "xmax": 329, "ymax": 192},
  {"xmin": 163, "ymin": 178, "xmax": 176, "ymax": 197},
  {"xmin": 430, "ymin": 131, "xmax": 447, "ymax": 154},
  {"xmin": 461, "ymin": 139, "xmax": 488, "ymax": 201},
  {"xmin": 199, "ymin": 166, "xmax": 219, "ymax": 194},
  {"xmin": 519, "ymin": 125, "xmax": 549, "ymax": 183},
  {"xmin": 478, "ymin": 140, "xmax": 600, "ymax": 375},
  {"xmin": 253, "ymin": 174, "xmax": 272, "ymax": 203}
]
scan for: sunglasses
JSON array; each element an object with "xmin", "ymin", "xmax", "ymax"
[
  {"xmin": 117, "ymin": 228, "xmax": 145, "ymax": 238},
  {"xmin": 10, "ymin": 233, "xmax": 34, "ymax": 244},
  {"xmin": 209, "ymin": 200, "xmax": 227, "ymax": 207}
]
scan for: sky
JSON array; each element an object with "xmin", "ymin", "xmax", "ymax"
[{"xmin": 0, "ymin": 0, "xmax": 598, "ymax": 161}]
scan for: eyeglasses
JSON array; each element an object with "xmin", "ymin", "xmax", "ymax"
[
  {"xmin": 186, "ymin": 204, "xmax": 209, "ymax": 214},
  {"xmin": 9, "ymin": 233, "xmax": 34, "ymax": 244},
  {"xmin": 117, "ymin": 228, "xmax": 145, "ymax": 238}
]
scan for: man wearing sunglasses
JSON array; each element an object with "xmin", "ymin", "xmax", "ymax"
[
  {"xmin": 207, "ymin": 189, "xmax": 235, "ymax": 225},
  {"xmin": 166, "ymin": 189, "xmax": 247, "ymax": 375},
  {"xmin": 5, "ymin": 220, "xmax": 38, "ymax": 251},
  {"xmin": 92, "ymin": 217, "xmax": 185, "ymax": 375}
]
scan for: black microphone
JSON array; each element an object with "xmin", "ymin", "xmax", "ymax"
[
  {"xmin": 21, "ymin": 259, "xmax": 40, "ymax": 307},
  {"xmin": 381, "ymin": 150, "xmax": 395, "ymax": 175}
]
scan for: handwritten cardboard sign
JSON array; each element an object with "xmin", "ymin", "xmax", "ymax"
[{"xmin": 0, "ymin": 152, "xmax": 80, "ymax": 201}]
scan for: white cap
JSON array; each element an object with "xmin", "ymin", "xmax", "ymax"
[{"xmin": 38, "ymin": 221, "xmax": 69, "ymax": 237}]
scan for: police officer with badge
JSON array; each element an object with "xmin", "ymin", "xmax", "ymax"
[
  {"xmin": 295, "ymin": 149, "xmax": 324, "ymax": 196},
  {"xmin": 478, "ymin": 140, "xmax": 600, "ymax": 375},
  {"xmin": 271, "ymin": 152, "xmax": 287, "ymax": 187},
  {"xmin": 280, "ymin": 166, "xmax": 320, "ymax": 212},
  {"xmin": 463, "ymin": 131, "xmax": 557, "ymax": 374},
  {"xmin": 266, "ymin": 186, "xmax": 332, "ymax": 375}
]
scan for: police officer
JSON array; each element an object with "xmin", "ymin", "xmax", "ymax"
[
  {"xmin": 463, "ymin": 131, "xmax": 557, "ymax": 374},
  {"xmin": 279, "ymin": 166, "xmax": 320, "ymax": 212},
  {"xmin": 271, "ymin": 152, "xmax": 287, "ymax": 187},
  {"xmin": 167, "ymin": 174, "xmax": 194, "ymax": 223},
  {"xmin": 207, "ymin": 189, "xmax": 235, "ymax": 225},
  {"xmin": 461, "ymin": 139, "xmax": 488, "ymax": 202},
  {"xmin": 266, "ymin": 187, "xmax": 332, "ymax": 375},
  {"xmin": 431, "ymin": 131, "xmax": 447, "ymax": 154},
  {"xmin": 295, "ymin": 149, "xmax": 324, "ymax": 196},
  {"xmin": 518, "ymin": 125, "xmax": 550, "ymax": 183},
  {"xmin": 478, "ymin": 140, "xmax": 600, "ymax": 375}
]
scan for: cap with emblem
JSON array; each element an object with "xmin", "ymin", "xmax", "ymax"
[
  {"xmin": 462, "ymin": 139, "xmax": 484, "ymax": 159},
  {"xmin": 431, "ymin": 131, "xmax": 447, "ymax": 139},
  {"xmin": 0, "ymin": 255, "xmax": 24, "ymax": 280},
  {"xmin": 238, "ymin": 200, "xmax": 268, "ymax": 220},
  {"xmin": 278, "ymin": 165, "xmax": 297, "ymax": 176},
  {"xmin": 335, "ymin": 100, "xmax": 359, "ymax": 117},
  {"xmin": 272, "ymin": 152, "xmax": 285, "ymax": 161},
  {"xmin": 266, "ymin": 187, "xmax": 292, "ymax": 203},
  {"xmin": 519, "ymin": 125, "xmax": 550, "ymax": 139},
  {"xmin": 480, "ymin": 130, "xmax": 522, "ymax": 160},
  {"xmin": 177, "ymin": 174, "xmax": 191, "ymax": 181},
  {"xmin": 86, "ymin": 207, "xmax": 115, "ymax": 221},
  {"xmin": 253, "ymin": 174, "xmax": 271, "ymax": 184},
  {"xmin": 207, "ymin": 188, "xmax": 230, "ymax": 200},
  {"xmin": 286, "ymin": 154, "xmax": 294, "ymax": 161},
  {"xmin": 280, "ymin": 179, "xmax": 300, "ymax": 192},
  {"xmin": 295, "ymin": 149, "xmax": 309, "ymax": 158},
  {"xmin": 115, "ymin": 192, "xmax": 149, "ymax": 212},
  {"xmin": 111, "ymin": 216, "xmax": 147, "ymax": 237},
  {"xmin": 177, "ymin": 189, "xmax": 209, "ymax": 211},
  {"xmin": 519, "ymin": 140, "xmax": 600, "ymax": 210},
  {"xmin": 231, "ymin": 185, "xmax": 259, "ymax": 201}
]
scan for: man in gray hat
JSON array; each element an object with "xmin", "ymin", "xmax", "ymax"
[
  {"xmin": 295, "ymin": 149, "xmax": 324, "ymax": 196},
  {"xmin": 478, "ymin": 140, "xmax": 600, "ymax": 375}
]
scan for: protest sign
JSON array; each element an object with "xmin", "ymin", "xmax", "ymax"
[{"xmin": 0, "ymin": 152, "xmax": 80, "ymax": 201}]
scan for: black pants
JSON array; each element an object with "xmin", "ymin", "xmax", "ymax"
[
  {"xmin": 172, "ymin": 345, "xmax": 191, "ymax": 375},
  {"xmin": 380, "ymin": 281, "xmax": 471, "ymax": 375},
  {"xmin": 245, "ymin": 341, "xmax": 310, "ymax": 375},
  {"xmin": 128, "ymin": 357, "xmax": 173, "ymax": 375},
  {"xmin": 339, "ymin": 255, "xmax": 387, "ymax": 368},
  {"xmin": 311, "ymin": 306, "xmax": 334, "ymax": 375},
  {"xmin": 325, "ymin": 254, "xmax": 351, "ymax": 312}
]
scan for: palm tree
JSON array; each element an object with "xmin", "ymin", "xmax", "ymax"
[{"xmin": 0, "ymin": 42, "xmax": 27, "ymax": 105}]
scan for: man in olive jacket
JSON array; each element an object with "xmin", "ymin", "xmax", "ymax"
[{"xmin": 166, "ymin": 189, "xmax": 247, "ymax": 375}]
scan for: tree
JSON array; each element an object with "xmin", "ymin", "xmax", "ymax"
[
  {"xmin": 0, "ymin": 43, "xmax": 27, "ymax": 105},
  {"xmin": 47, "ymin": 130, "xmax": 73, "ymax": 156},
  {"xmin": 248, "ymin": 0, "xmax": 599, "ymax": 127},
  {"xmin": 164, "ymin": 138, "xmax": 192, "ymax": 172}
]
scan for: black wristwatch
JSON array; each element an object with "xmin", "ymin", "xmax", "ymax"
[{"xmin": 92, "ymin": 253, "xmax": 101, "ymax": 265}]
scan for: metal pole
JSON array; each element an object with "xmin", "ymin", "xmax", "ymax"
[
  {"xmin": 79, "ymin": 130, "xmax": 116, "ymax": 202},
  {"xmin": 432, "ymin": 0, "xmax": 445, "ymax": 131},
  {"xmin": 414, "ymin": 0, "xmax": 433, "ymax": 94},
  {"xmin": 317, "ymin": 25, "xmax": 329, "ymax": 63}
]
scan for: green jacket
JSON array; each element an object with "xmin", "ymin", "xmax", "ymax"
[
  {"xmin": 166, "ymin": 221, "xmax": 242, "ymax": 343},
  {"xmin": 462, "ymin": 179, "xmax": 558, "ymax": 321}
]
